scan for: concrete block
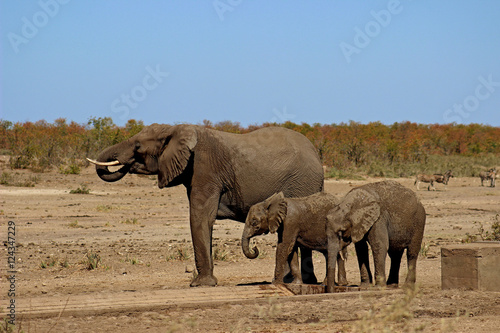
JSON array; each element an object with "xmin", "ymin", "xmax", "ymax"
[{"xmin": 441, "ymin": 242, "xmax": 500, "ymax": 291}]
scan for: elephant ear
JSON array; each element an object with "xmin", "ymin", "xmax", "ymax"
[
  {"xmin": 157, "ymin": 125, "xmax": 197, "ymax": 188},
  {"xmin": 346, "ymin": 189, "xmax": 380, "ymax": 243},
  {"xmin": 265, "ymin": 192, "xmax": 287, "ymax": 234}
]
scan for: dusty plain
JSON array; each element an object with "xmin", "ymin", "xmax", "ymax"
[{"xmin": 1, "ymin": 162, "xmax": 500, "ymax": 332}]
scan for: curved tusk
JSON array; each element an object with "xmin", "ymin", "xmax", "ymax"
[{"xmin": 86, "ymin": 158, "xmax": 121, "ymax": 167}]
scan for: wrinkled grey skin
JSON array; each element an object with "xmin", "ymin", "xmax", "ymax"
[
  {"xmin": 242, "ymin": 192, "xmax": 348, "ymax": 286},
  {"xmin": 91, "ymin": 124, "xmax": 324, "ymax": 287},
  {"xmin": 326, "ymin": 181, "xmax": 426, "ymax": 293}
]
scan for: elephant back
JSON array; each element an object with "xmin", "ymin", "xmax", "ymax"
[{"xmin": 361, "ymin": 180, "xmax": 425, "ymax": 243}]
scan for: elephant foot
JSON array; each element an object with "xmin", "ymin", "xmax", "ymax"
[
  {"xmin": 190, "ymin": 274, "xmax": 218, "ymax": 287},
  {"xmin": 272, "ymin": 279, "xmax": 286, "ymax": 286},
  {"xmin": 402, "ymin": 281, "xmax": 417, "ymax": 291},
  {"xmin": 283, "ymin": 272, "xmax": 295, "ymax": 284},
  {"xmin": 301, "ymin": 274, "xmax": 318, "ymax": 285},
  {"xmin": 326, "ymin": 284, "xmax": 335, "ymax": 293},
  {"xmin": 337, "ymin": 278, "xmax": 348, "ymax": 286},
  {"xmin": 289, "ymin": 277, "xmax": 303, "ymax": 285},
  {"xmin": 360, "ymin": 281, "xmax": 372, "ymax": 288},
  {"xmin": 374, "ymin": 281, "xmax": 387, "ymax": 290},
  {"xmin": 272, "ymin": 276, "xmax": 302, "ymax": 285},
  {"xmin": 386, "ymin": 278, "xmax": 399, "ymax": 286}
]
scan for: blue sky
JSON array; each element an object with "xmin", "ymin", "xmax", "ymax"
[{"xmin": 1, "ymin": 0, "xmax": 499, "ymax": 127}]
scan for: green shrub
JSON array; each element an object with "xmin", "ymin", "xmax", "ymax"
[
  {"xmin": 67, "ymin": 220, "xmax": 84, "ymax": 228},
  {"xmin": 83, "ymin": 252, "xmax": 102, "ymax": 270},
  {"xmin": 0, "ymin": 172, "xmax": 38, "ymax": 187},
  {"xmin": 0, "ymin": 172, "xmax": 12, "ymax": 185},
  {"xmin": 70, "ymin": 184, "xmax": 90, "ymax": 194},
  {"xmin": 165, "ymin": 244, "xmax": 191, "ymax": 261},
  {"xmin": 464, "ymin": 215, "xmax": 500, "ymax": 242},
  {"xmin": 59, "ymin": 163, "xmax": 81, "ymax": 175},
  {"xmin": 120, "ymin": 218, "xmax": 139, "ymax": 225},
  {"xmin": 1, "ymin": 119, "xmax": 499, "ymax": 176}
]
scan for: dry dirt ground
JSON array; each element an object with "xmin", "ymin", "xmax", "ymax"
[{"xmin": 1, "ymin": 162, "xmax": 500, "ymax": 332}]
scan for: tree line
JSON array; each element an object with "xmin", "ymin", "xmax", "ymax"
[{"xmin": 0, "ymin": 118, "xmax": 498, "ymax": 177}]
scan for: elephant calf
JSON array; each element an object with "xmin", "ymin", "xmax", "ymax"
[
  {"xmin": 242, "ymin": 192, "xmax": 347, "ymax": 286},
  {"xmin": 326, "ymin": 180, "xmax": 426, "ymax": 292}
]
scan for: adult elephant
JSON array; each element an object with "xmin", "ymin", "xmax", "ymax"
[{"xmin": 88, "ymin": 124, "xmax": 324, "ymax": 287}]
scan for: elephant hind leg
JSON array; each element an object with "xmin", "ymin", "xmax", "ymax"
[
  {"xmin": 300, "ymin": 247, "xmax": 318, "ymax": 284},
  {"xmin": 387, "ymin": 249, "xmax": 404, "ymax": 286},
  {"xmin": 405, "ymin": 246, "xmax": 421, "ymax": 286},
  {"xmin": 405, "ymin": 208, "xmax": 425, "ymax": 287}
]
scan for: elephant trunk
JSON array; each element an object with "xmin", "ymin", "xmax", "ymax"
[
  {"xmin": 92, "ymin": 143, "xmax": 133, "ymax": 182},
  {"xmin": 326, "ymin": 239, "xmax": 341, "ymax": 293},
  {"xmin": 96, "ymin": 164, "xmax": 131, "ymax": 182},
  {"xmin": 241, "ymin": 229, "xmax": 259, "ymax": 259}
]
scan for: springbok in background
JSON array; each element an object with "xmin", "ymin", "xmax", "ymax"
[
  {"xmin": 479, "ymin": 168, "xmax": 496, "ymax": 187},
  {"xmin": 414, "ymin": 170, "xmax": 453, "ymax": 191}
]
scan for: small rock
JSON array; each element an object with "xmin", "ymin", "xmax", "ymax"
[{"xmin": 185, "ymin": 265, "xmax": 194, "ymax": 273}]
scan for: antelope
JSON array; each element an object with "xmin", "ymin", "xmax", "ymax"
[
  {"xmin": 437, "ymin": 170, "xmax": 453, "ymax": 185},
  {"xmin": 479, "ymin": 168, "xmax": 496, "ymax": 187},
  {"xmin": 414, "ymin": 170, "xmax": 453, "ymax": 191}
]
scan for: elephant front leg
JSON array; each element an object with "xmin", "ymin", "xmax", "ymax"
[
  {"xmin": 287, "ymin": 246, "xmax": 302, "ymax": 284},
  {"xmin": 367, "ymin": 230, "xmax": 388, "ymax": 287},
  {"xmin": 355, "ymin": 241, "xmax": 372, "ymax": 286},
  {"xmin": 188, "ymin": 192, "xmax": 219, "ymax": 287},
  {"xmin": 273, "ymin": 239, "xmax": 297, "ymax": 284}
]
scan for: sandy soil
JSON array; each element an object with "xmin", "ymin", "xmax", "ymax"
[{"xmin": 1, "ymin": 162, "xmax": 500, "ymax": 332}]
